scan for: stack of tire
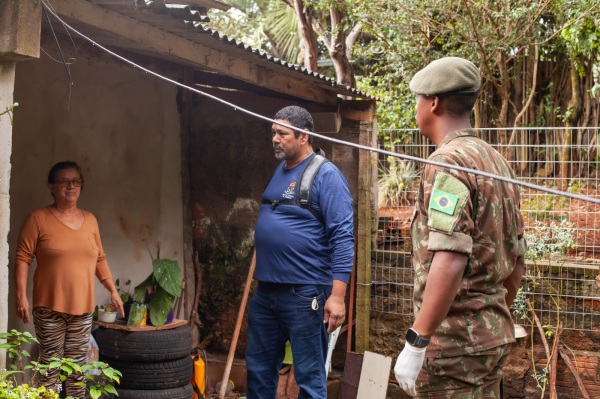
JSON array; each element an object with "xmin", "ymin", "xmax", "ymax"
[{"xmin": 95, "ymin": 325, "xmax": 194, "ymax": 399}]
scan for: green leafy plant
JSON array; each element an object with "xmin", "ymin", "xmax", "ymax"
[
  {"xmin": 515, "ymin": 220, "xmax": 577, "ymax": 397},
  {"xmin": 377, "ymin": 157, "xmax": 417, "ymax": 208},
  {"xmin": 512, "ymin": 287, "xmax": 529, "ymax": 321},
  {"xmin": 115, "ymin": 278, "xmax": 132, "ymax": 303},
  {"xmin": 99, "ymin": 304, "xmax": 117, "ymax": 313},
  {"xmin": 134, "ymin": 256, "xmax": 182, "ymax": 327},
  {"xmin": 0, "ymin": 329, "xmax": 121, "ymax": 399},
  {"xmin": 0, "ymin": 102, "xmax": 18, "ymax": 125}
]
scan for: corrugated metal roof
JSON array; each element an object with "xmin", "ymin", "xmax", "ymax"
[{"xmin": 88, "ymin": 0, "xmax": 370, "ymax": 99}]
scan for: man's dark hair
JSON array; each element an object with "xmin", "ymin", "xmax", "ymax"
[
  {"xmin": 436, "ymin": 92, "xmax": 479, "ymax": 117},
  {"xmin": 47, "ymin": 161, "xmax": 84, "ymax": 185},
  {"xmin": 274, "ymin": 106, "xmax": 314, "ymax": 145}
]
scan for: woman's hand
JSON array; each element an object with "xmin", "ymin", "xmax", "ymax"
[
  {"xmin": 110, "ymin": 290, "xmax": 125, "ymax": 318},
  {"xmin": 16, "ymin": 296, "xmax": 31, "ymax": 323},
  {"xmin": 102, "ymin": 277, "xmax": 125, "ymax": 318}
]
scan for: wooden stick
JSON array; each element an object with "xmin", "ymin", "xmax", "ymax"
[
  {"xmin": 558, "ymin": 346, "xmax": 591, "ymax": 399},
  {"xmin": 526, "ymin": 299, "xmax": 551, "ymax": 397},
  {"xmin": 347, "ymin": 237, "xmax": 357, "ymax": 352},
  {"xmin": 525, "ymin": 299, "xmax": 551, "ymax": 358},
  {"xmin": 176, "ymin": 278, "xmax": 185, "ymax": 319},
  {"xmin": 218, "ymin": 251, "xmax": 256, "ymax": 399},
  {"xmin": 548, "ymin": 323, "xmax": 561, "ymax": 399},
  {"xmin": 188, "ymin": 252, "xmax": 203, "ymax": 328}
]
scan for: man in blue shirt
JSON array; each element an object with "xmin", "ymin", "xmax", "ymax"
[{"xmin": 246, "ymin": 106, "xmax": 355, "ymax": 398}]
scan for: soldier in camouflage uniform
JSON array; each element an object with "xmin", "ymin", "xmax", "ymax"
[{"xmin": 394, "ymin": 57, "xmax": 527, "ymax": 398}]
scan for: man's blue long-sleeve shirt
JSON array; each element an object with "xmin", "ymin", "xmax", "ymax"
[{"xmin": 254, "ymin": 154, "xmax": 355, "ymax": 285}]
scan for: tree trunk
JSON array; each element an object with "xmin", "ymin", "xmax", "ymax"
[
  {"xmin": 293, "ymin": 0, "xmax": 318, "ymax": 72},
  {"xmin": 325, "ymin": 7, "xmax": 355, "ymax": 87},
  {"xmin": 497, "ymin": 52, "xmax": 510, "ymax": 157},
  {"xmin": 560, "ymin": 54, "xmax": 583, "ymax": 184}
]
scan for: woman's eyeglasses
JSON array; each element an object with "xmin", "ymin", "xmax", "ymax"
[{"xmin": 54, "ymin": 179, "xmax": 83, "ymax": 187}]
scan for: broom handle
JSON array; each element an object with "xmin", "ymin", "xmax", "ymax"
[{"xmin": 219, "ymin": 251, "xmax": 256, "ymax": 399}]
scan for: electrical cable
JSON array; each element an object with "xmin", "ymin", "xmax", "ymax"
[{"xmin": 39, "ymin": 0, "xmax": 600, "ymax": 205}]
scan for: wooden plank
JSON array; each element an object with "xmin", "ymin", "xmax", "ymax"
[
  {"xmin": 180, "ymin": 67, "xmax": 195, "ymax": 334},
  {"xmin": 355, "ymin": 107, "xmax": 376, "ymax": 353},
  {"xmin": 356, "ymin": 351, "xmax": 392, "ymax": 399},
  {"xmin": 50, "ymin": 0, "xmax": 339, "ymax": 104},
  {"xmin": 94, "ymin": 318, "xmax": 187, "ymax": 331},
  {"xmin": 339, "ymin": 352, "xmax": 364, "ymax": 399},
  {"xmin": 340, "ymin": 108, "xmax": 374, "ymax": 123}
]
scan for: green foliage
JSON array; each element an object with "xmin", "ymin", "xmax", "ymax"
[
  {"xmin": 532, "ymin": 367, "xmax": 549, "ymax": 387},
  {"xmin": 206, "ymin": 0, "xmax": 301, "ymax": 62},
  {"xmin": 524, "ymin": 220, "xmax": 577, "ymax": 261},
  {"xmin": 115, "ymin": 278, "xmax": 132, "ymax": 303},
  {"xmin": 0, "ymin": 102, "xmax": 18, "ymax": 125},
  {"xmin": 134, "ymin": 257, "xmax": 182, "ymax": 326},
  {"xmin": 377, "ymin": 157, "xmax": 417, "ymax": 207},
  {"xmin": 512, "ymin": 287, "xmax": 529, "ymax": 321},
  {"xmin": 519, "ymin": 219, "xmax": 576, "ymax": 396},
  {"xmin": 99, "ymin": 304, "xmax": 117, "ymax": 312},
  {"xmin": 0, "ymin": 330, "xmax": 121, "ymax": 399}
]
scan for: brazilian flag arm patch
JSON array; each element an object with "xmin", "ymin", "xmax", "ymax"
[
  {"xmin": 427, "ymin": 172, "xmax": 469, "ymax": 233},
  {"xmin": 429, "ymin": 189, "xmax": 458, "ymax": 215}
]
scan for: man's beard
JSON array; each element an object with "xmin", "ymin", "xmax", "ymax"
[{"xmin": 274, "ymin": 144, "xmax": 286, "ymax": 161}]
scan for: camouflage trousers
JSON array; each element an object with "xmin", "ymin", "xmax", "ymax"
[{"xmin": 414, "ymin": 344, "xmax": 510, "ymax": 399}]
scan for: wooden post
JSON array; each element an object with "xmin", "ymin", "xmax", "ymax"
[
  {"xmin": 179, "ymin": 67, "xmax": 195, "ymax": 340},
  {"xmin": 354, "ymin": 102, "xmax": 376, "ymax": 352}
]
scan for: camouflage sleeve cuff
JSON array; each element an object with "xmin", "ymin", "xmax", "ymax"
[
  {"xmin": 517, "ymin": 237, "xmax": 528, "ymax": 257},
  {"xmin": 427, "ymin": 231, "xmax": 473, "ymax": 254}
]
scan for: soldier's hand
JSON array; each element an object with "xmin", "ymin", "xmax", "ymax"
[{"xmin": 394, "ymin": 342, "xmax": 426, "ymax": 397}]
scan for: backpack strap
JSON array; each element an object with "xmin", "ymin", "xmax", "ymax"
[{"xmin": 261, "ymin": 153, "xmax": 329, "ymax": 225}]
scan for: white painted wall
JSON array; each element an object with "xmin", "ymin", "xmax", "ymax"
[
  {"xmin": 8, "ymin": 42, "xmax": 184, "ymax": 332},
  {"xmin": 0, "ymin": 61, "xmax": 16, "ymax": 365}
]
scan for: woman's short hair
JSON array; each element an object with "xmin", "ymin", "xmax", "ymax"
[{"xmin": 47, "ymin": 161, "xmax": 84, "ymax": 185}]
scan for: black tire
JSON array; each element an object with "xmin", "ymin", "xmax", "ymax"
[
  {"xmin": 103, "ymin": 356, "xmax": 193, "ymax": 390},
  {"xmin": 115, "ymin": 384, "xmax": 193, "ymax": 399},
  {"xmin": 95, "ymin": 325, "xmax": 192, "ymax": 362}
]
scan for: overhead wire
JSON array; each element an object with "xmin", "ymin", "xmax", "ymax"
[{"xmin": 40, "ymin": 0, "xmax": 600, "ymax": 205}]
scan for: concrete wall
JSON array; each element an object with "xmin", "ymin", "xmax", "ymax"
[
  {"xmin": 8, "ymin": 38, "xmax": 183, "ymax": 332},
  {"xmin": 0, "ymin": 61, "xmax": 16, "ymax": 364}
]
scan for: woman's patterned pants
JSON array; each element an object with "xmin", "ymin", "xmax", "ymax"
[{"xmin": 33, "ymin": 307, "xmax": 93, "ymax": 399}]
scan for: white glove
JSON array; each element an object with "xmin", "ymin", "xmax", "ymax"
[{"xmin": 394, "ymin": 341, "xmax": 427, "ymax": 397}]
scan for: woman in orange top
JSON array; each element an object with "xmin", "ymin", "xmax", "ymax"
[{"xmin": 15, "ymin": 161, "xmax": 124, "ymax": 398}]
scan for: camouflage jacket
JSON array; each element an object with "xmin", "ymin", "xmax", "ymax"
[{"xmin": 411, "ymin": 129, "xmax": 527, "ymax": 357}]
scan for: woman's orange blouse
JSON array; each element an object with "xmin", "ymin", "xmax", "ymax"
[{"xmin": 16, "ymin": 206, "xmax": 113, "ymax": 315}]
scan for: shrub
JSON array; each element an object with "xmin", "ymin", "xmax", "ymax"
[
  {"xmin": 378, "ymin": 157, "xmax": 417, "ymax": 208},
  {"xmin": 0, "ymin": 329, "xmax": 121, "ymax": 399}
]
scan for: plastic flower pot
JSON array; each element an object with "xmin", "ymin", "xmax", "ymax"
[{"xmin": 98, "ymin": 309, "xmax": 118, "ymax": 323}]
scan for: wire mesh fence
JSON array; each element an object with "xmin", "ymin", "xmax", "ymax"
[{"xmin": 372, "ymin": 127, "xmax": 600, "ymax": 332}]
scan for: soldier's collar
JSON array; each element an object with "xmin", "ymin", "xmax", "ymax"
[{"xmin": 438, "ymin": 129, "xmax": 477, "ymax": 147}]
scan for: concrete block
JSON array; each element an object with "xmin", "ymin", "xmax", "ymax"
[{"xmin": 0, "ymin": 0, "xmax": 42, "ymax": 61}]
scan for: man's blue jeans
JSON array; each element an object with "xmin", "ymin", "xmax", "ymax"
[{"xmin": 246, "ymin": 282, "xmax": 331, "ymax": 399}]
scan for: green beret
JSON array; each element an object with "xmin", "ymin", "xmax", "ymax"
[{"xmin": 409, "ymin": 57, "xmax": 480, "ymax": 96}]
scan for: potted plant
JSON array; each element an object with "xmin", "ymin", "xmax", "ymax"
[
  {"xmin": 97, "ymin": 304, "xmax": 118, "ymax": 323},
  {"xmin": 133, "ymin": 257, "xmax": 182, "ymax": 327}
]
